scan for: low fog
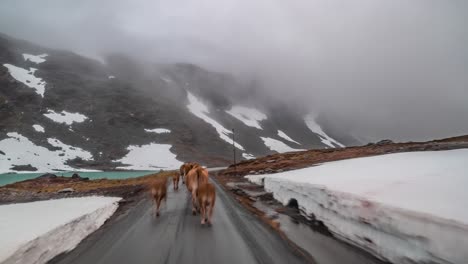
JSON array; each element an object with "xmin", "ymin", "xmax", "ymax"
[{"xmin": 0, "ymin": 0, "xmax": 467, "ymax": 142}]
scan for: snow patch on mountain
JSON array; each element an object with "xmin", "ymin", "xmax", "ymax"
[
  {"xmin": 32, "ymin": 124, "xmax": 45, "ymax": 133},
  {"xmin": 304, "ymin": 114, "xmax": 344, "ymax": 148},
  {"xmin": 3, "ymin": 64, "xmax": 46, "ymax": 97},
  {"xmin": 261, "ymin": 137, "xmax": 304, "ymax": 153},
  {"xmin": 226, "ymin": 106, "xmax": 267, "ymax": 130},
  {"xmin": 44, "ymin": 110, "xmax": 88, "ymax": 125},
  {"xmin": 277, "ymin": 130, "xmax": 300, "ymax": 145},
  {"xmin": 47, "ymin": 138, "xmax": 93, "ymax": 160},
  {"xmin": 242, "ymin": 153, "xmax": 255, "ymax": 160},
  {"xmin": 145, "ymin": 128, "xmax": 171, "ymax": 134},
  {"xmin": 0, "ymin": 197, "xmax": 120, "ymax": 264},
  {"xmin": 246, "ymin": 149, "xmax": 468, "ymax": 263},
  {"xmin": 22, "ymin": 53, "xmax": 47, "ymax": 64},
  {"xmin": 0, "ymin": 132, "xmax": 93, "ymax": 173},
  {"xmin": 116, "ymin": 143, "xmax": 181, "ymax": 170},
  {"xmin": 187, "ymin": 91, "xmax": 244, "ymax": 150},
  {"xmin": 108, "ymin": 75, "xmax": 115, "ymax": 79}
]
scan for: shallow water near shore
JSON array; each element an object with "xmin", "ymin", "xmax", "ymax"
[{"xmin": 0, "ymin": 171, "xmax": 157, "ymax": 186}]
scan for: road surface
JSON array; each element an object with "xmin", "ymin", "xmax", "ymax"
[
  {"xmin": 51, "ymin": 169, "xmax": 384, "ymax": 264},
  {"xmin": 51, "ymin": 177, "xmax": 312, "ymax": 264}
]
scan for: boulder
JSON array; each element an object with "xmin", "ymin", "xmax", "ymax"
[
  {"xmin": 37, "ymin": 173, "xmax": 58, "ymax": 179},
  {"xmin": 10, "ymin": 164, "xmax": 38, "ymax": 171},
  {"xmin": 376, "ymin": 139, "xmax": 394, "ymax": 146}
]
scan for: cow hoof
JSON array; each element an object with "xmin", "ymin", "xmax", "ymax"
[{"xmin": 192, "ymin": 211, "xmax": 196, "ymax": 216}]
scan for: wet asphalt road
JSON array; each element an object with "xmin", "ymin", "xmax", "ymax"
[{"xmin": 50, "ymin": 177, "xmax": 312, "ymax": 264}]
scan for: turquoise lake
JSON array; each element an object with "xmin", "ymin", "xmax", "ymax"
[{"xmin": 0, "ymin": 171, "xmax": 157, "ymax": 186}]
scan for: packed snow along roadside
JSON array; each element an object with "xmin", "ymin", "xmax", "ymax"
[
  {"xmin": 3, "ymin": 64, "xmax": 46, "ymax": 97},
  {"xmin": 145, "ymin": 128, "xmax": 171, "ymax": 134},
  {"xmin": 186, "ymin": 91, "xmax": 244, "ymax": 150},
  {"xmin": 277, "ymin": 130, "xmax": 301, "ymax": 145},
  {"xmin": 0, "ymin": 197, "xmax": 120, "ymax": 264},
  {"xmin": 261, "ymin": 137, "xmax": 304, "ymax": 153},
  {"xmin": 0, "ymin": 132, "xmax": 94, "ymax": 173},
  {"xmin": 304, "ymin": 114, "xmax": 344, "ymax": 148},
  {"xmin": 246, "ymin": 149, "xmax": 468, "ymax": 263},
  {"xmin": 32, "ymin": 124, "xmax": 45, "ymax": 133},
  {"xmin": 44, "ymin": 110, "xmax": 88, "ymax": 125},
  {"xmin": 116, "ymin": 143, "xmax": 182, "ymax": 170},
  {"xmin": 23, "ymin": 53, "xmax": 48, "ymax": 64},
  {"xmin": 226, "ymin": 106, "xmax": 267, "ymax": 130}
]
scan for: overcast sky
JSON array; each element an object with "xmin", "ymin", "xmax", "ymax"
[{"xmin": 0, "ymin": 0, "xmax": 467, "ymax": 141}]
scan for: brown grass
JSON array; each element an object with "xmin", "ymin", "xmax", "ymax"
[
  {"xmin": 2, "ymin": 171, "xmax": 177, "ymax": 193},
  {"xmin": 221, "ymin": 136, "xmax": 468, "ymax": 177}
]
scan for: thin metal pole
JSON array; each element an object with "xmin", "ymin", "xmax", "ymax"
[{"xmin": 232, "ymin": 128, "xmax": 237, "ymax": 175}]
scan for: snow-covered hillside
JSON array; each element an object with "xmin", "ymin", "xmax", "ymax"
[
  {"xmin": 226, "ymin": 106, "xmax": 267, "ymax": 130},
  {"xmin": 22, "ymin": 53, "xmax": 47, "ymax": 64},
  {"xmin": 186, "ymin": 91, "xmax": 245, "ymax": 150},
  {"xmin": 304, "ymin": 114, "xmax": 344, "ymax": 148},
  {"xmin": 115, "ymin": 143, "xmax": 181, "ymax": 170},
  {"xmin": 277, "ymin": 130, "xmax": 300, "ymax": 145},
  {"xmin": 44, "ymin": 110, "xmax": 88, "ymax": 125},
  {"xmin": 246, "ymin": 149, "xmax": 468, "ymax": 263},
  {"xmin": 0, "ymin": 33, "xmax": 353, "ymax": 172},
  {"xmin": 0, "ymin": 197, "xmax": 120, "ymax": 264},
  {"xmin": 261, "ymin": 137, "xmax": 304, "ymax": 153},
  {"xmin": 0, "ymin": 132, "xmax": 94, "ymax": 173},
  {"xmin": 3, "ymin": 64, "xmax": 46, "ymax": 97}
]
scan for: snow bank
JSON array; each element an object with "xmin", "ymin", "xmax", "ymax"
[
  {"xmin": 304, "ymin": 114, "xmax": 344, "ymax": 148},
  {"xmin": 23, "ymin": 53, "xmax": 48, "ymax": 64},
  {"xmin": 0, "ymin": 197, "xmax": 120, "ymax": 264},
  {"xmin": 277, "ymin": 130, "xmax": 300, "ymax": 145},
  {"xmin": 242, "ymin": 153, "xmax": 255, "ymax": 160},
  {"xmin": 32, "ymin": 124, "xmax": 45, "ymax": 133},
  {"xmin": 261, "ymin": 137, "xmax": 304, "ymax": 153},
  {"xmin": 187, "ymin": 91, "xmax": 244, "ymax": 150},
  {"xmin": 116, "ymin": 143, "xmax": 182, "ymax": 170},
  {"xmin": 44, "ymin": 110, "xmax": 88, "ymax": 125},
  {"xmin": 145, "ymin": 128, "xmax": 171, "ymax": 134},
  {"xmin": 3, "ymin": 64, "xmax": 46, "ymax": 97},
  {"xmin": 246, "ymin": 150, "xmax": 468, "ymax": 263},
  {"xmin": 226, "ymin": 106, "xmax": 267, "ymax": 130},
  {"xmin": 0, "ymin": 132, "xmax": 93, "ymax": 173}
]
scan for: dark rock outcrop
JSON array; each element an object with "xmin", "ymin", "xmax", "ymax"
[{"xmin": 10, "ymin": 164, "xmax": 38, "ymax": 171}]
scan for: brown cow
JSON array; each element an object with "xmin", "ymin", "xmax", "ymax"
[
  {"xmin": 149, "ymin": 177, "xmax": 168, "ymax": 217},
  {"xmin": 185, "ymin": 166, "xmax": 209, "ymax": 215},
  {"xmin": 172, "ymin": 173, "xmax": 180, "ymax": 191},
  {"xmin": 179, "ymin": 162, "xmax": 200, "ymax": 184},
  {"xmin": 197, "ymin": 183, "xmax": 216, "ymax": 225}
]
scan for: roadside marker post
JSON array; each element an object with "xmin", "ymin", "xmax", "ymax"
[{"xmin": 232, "ymin": 128, "xmax": 237, "ymax": 176}]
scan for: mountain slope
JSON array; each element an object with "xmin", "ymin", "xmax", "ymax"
[{"xmin": 0, "ymin": 33, "xmax": 349, "ymax": 172}]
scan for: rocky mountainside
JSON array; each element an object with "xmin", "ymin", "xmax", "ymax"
[{"xmin": 0, "ymin": 33, "xmax": 356, "ymax": 172}]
